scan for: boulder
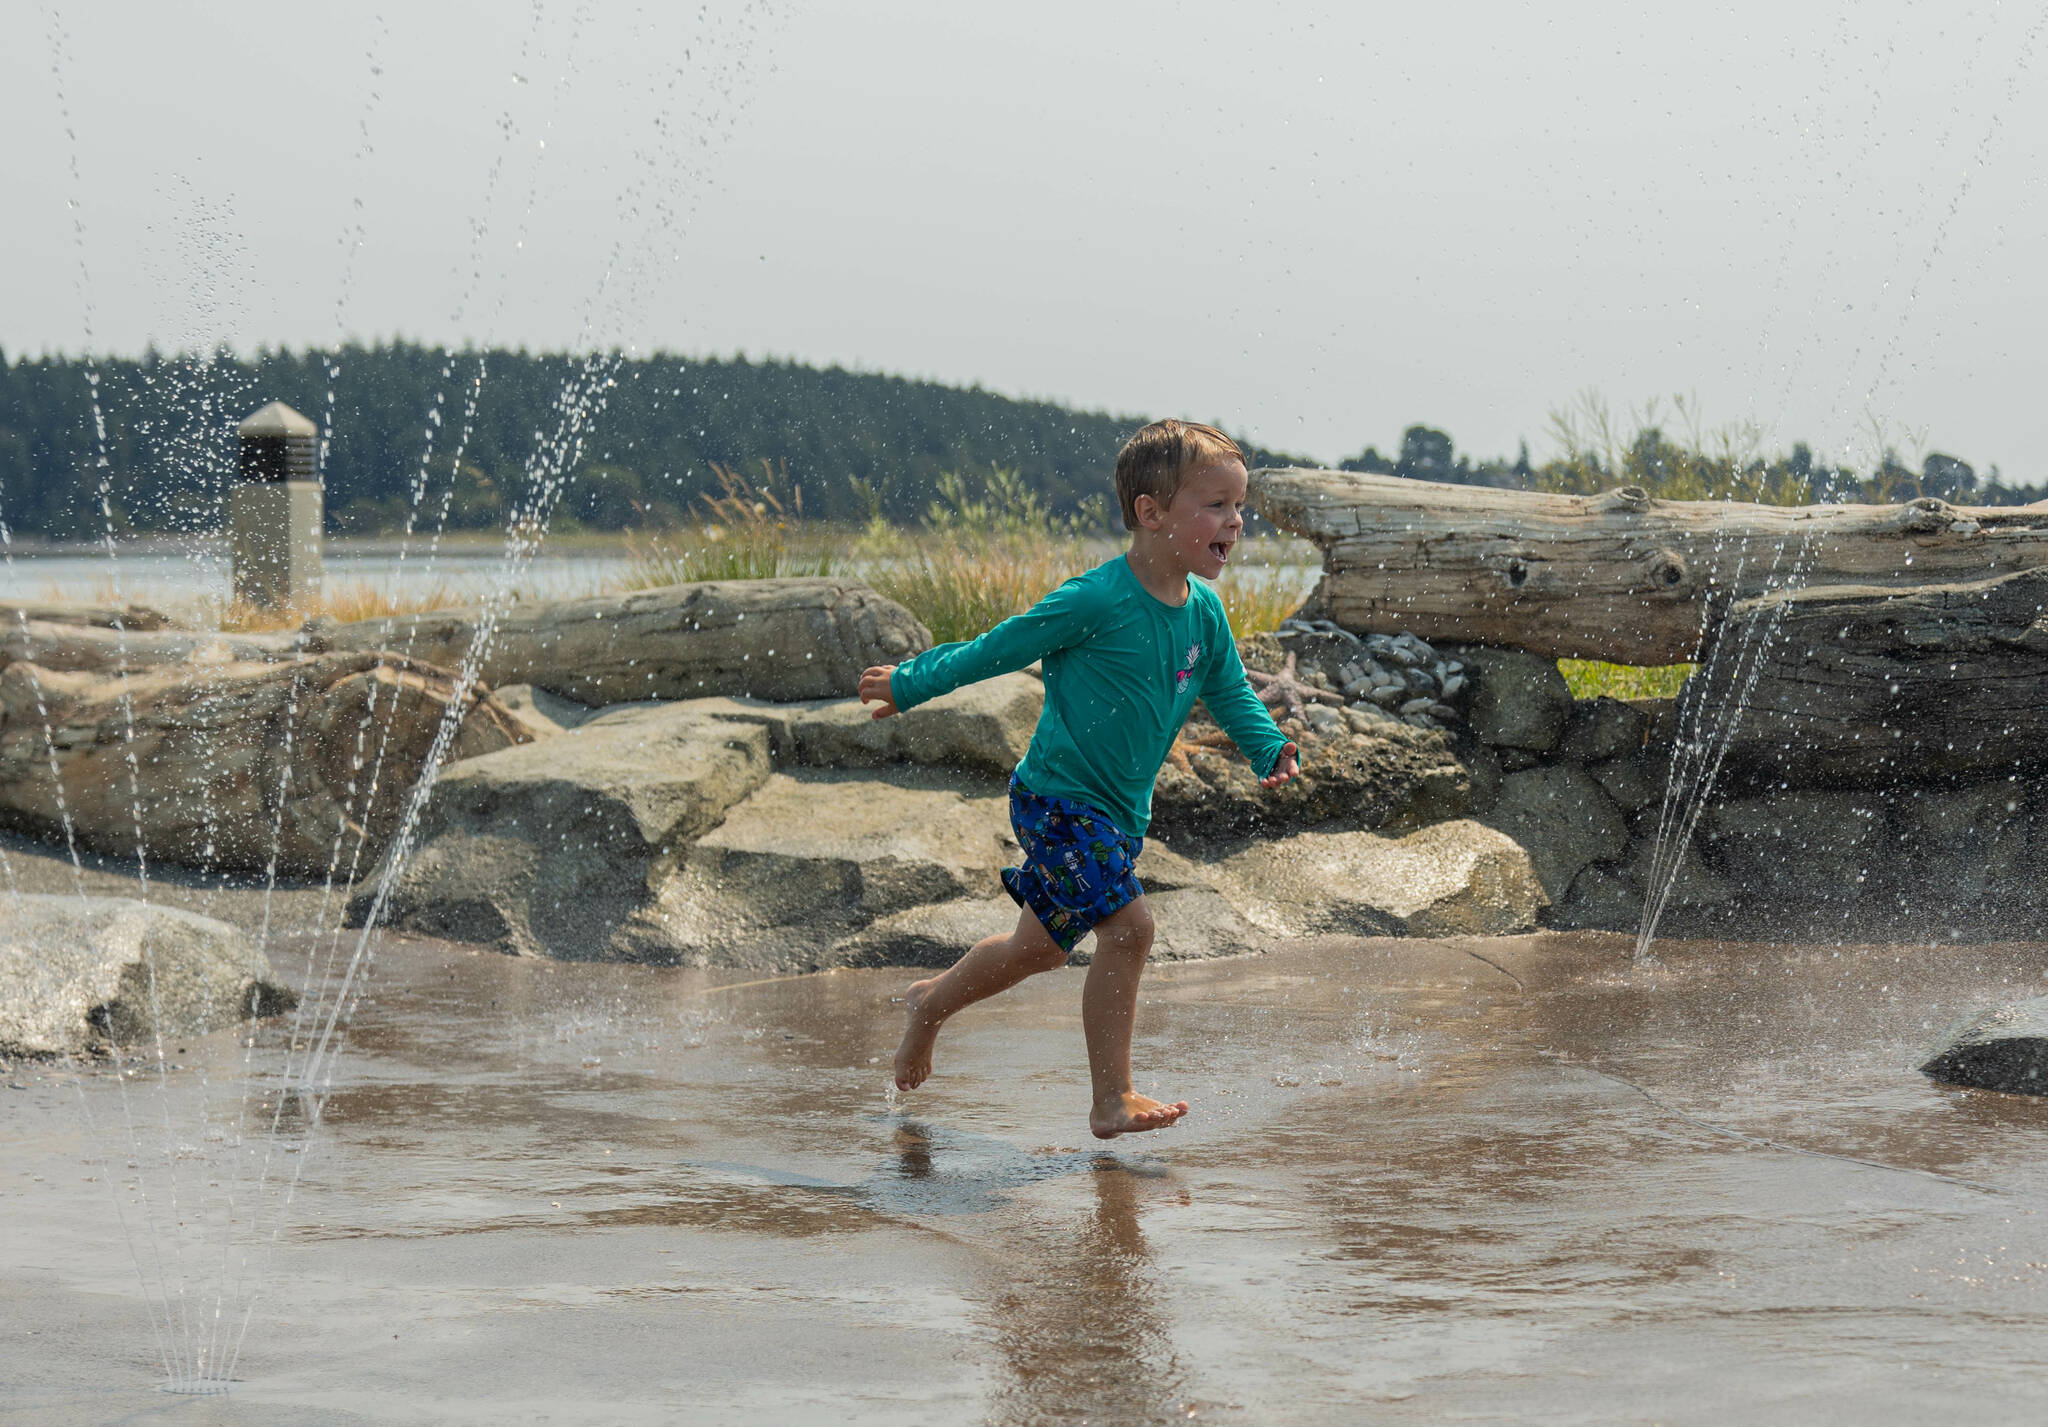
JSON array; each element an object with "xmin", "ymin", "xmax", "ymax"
[
  {"xmin": 1479, "ymin": 764, "xmax": 1630, "ymax": 903},
  {"xmin": 1554, "ymin": 847, "xmax": 1735, "ymax": 932},
  {"xmin": 687, "ymin": 672, "xmax": 1042, "ymax": 778},
  {"xmin": 1588, "ymin": 754, "xmax": 1662, "ymax": 814},
  {"xmin": 1132, "ymin": 886, "xmax": 1266, "ymax": 963},
  {"xmin": 490, "ymin": 683, "xmax": 601, "ymax": 739},
  {"xmin": 352, "ymin": 703, "xmax": 773, "ymax": 960},
  {"xmin": 319, "ymin": 578, "xmax": 930, "ymax": 706},
  {"xmin": 1922, "ymin": 997, "xmax": 2048, "ymax": 1094},
  {"xmin": 835, "ymin": 896, "xmax": 1020, "ymax": 968},
  {"xmin": 1556, "ymin": 696, "xmax": 1647, "ymax": 764},
  {"xmin": 1209, "ymin": 819, "xmax": 1546, "ymax": 938},
  {"xmin": 652, "ymin": 770, "xmax": 1017, "ymax": 970},
  {"xmin": 833, "ymin": 884, "xmax": 1265, "ymax": 969},
  {"xmin": 0, "ymin": 653, "xmax": 529, "ymax": 877},
  {"xmin": 1149, "ymin": 709, "xmax": 1471, "ymax": 842},
  {"xmin": 0, "ymin": 894, "xmax": 295, "ymax": 1056},
  {"xmin": 1457, "ymin": 647, "xmax": 1574, "ymax": 753}
]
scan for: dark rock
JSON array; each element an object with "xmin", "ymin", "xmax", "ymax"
[
  {"xmin": 1479, "ymin": 764, "xmax": 1629, "ymax": 903},
  {"xmin": 1557, "ymin": 697, "xmax": 1647, "ymax": 764},
  {"xmin": 1456, "ymin": 647, "xmax": 1574, "ymax": 753},
  {"xmin": 1922, "ymin": 997, "xmax": 2048, "ymax": 1094},
  {"xmin": 1589, "ymin": 754, "xmax": 1661, "ymax": 814}
]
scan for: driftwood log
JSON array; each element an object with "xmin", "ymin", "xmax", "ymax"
[
  {"xmin": 1251, "ymin": 467, "xmax": 2048, "ymax": 665},
  {"xmin": 317, "ymin": 577, "xmax": 932, "ymax": 706},
  {"xmin": 1, "ymin": 621, "xmax": 300, "ymax": 675},
  {"xmin": 0, "ymin": 651, "xmax": 530, "ymax": 876},
  {"xmin": 0, "ymin": 599, "xmax": 174, "ymax": 632},
  {"xmin": 1697, "ymin": 565, "xmax": 2048, "ymax": 785}
]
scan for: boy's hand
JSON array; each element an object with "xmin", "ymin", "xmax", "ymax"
[
  {"xmin": 859, "ymin": 664, "xmax": 900, "ymax": 720},
  {"xmin": 1260, "ymin": 742, "xmax": 1299, "ymax": 789}
]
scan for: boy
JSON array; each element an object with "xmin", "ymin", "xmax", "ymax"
[{"xmin": 857, "ymin": 420, "xmax": 1299, "ymax": 1139}]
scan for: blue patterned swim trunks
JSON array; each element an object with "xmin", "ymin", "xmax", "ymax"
[{"xmin": 1001, "ymin": 775, "xmax": 1144, "ymax": 954}]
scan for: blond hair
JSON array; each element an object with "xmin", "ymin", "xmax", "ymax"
[{"xmin": 1113, "ymin": 420, "xmax": 1244, "ymax": 531}]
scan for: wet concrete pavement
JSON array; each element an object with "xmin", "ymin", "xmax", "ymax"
[{"xmin": 7, "ymin": 924, "xmax": 2048, "ymax": 1424}]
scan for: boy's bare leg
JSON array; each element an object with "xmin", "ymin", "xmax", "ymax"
[
  {"xmin": 894, "ymin": 907, "xmax": 1067, "ymax": 1091},
  {"xmin": 1082, "ymin": 897, "xmax": 1188, "ymax": 1139}
]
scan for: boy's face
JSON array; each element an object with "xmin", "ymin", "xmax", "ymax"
[{"xmin": 1142, "ymin": 456, "xmax": 1247, "ymax": 580}]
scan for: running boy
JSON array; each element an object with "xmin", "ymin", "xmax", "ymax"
[{"xmin": 857, "ymin": 420, "xmax": 1298, "ymax": 1139}]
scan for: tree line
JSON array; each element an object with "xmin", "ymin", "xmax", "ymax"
[{"xmin": 0, "ymin": 343, "xmax": 2025, "ymax": 540}]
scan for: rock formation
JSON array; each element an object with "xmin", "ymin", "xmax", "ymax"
[
  {"xmin": 0, "ymin": 894, "xmax": 295, "ymax": 1056},
  {"xmin": 0, "ymin": 651, "xmax": 528, "ymax": 877}
]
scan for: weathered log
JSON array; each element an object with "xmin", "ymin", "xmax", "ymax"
[
  {"xmin": 1698, "ymin": 565, "xmax": 2048, "ymax": 785},
  {"xmin": 0, "ymin": 651, "xmax": 530, "ymax": 876},
  {"xmin": 316, "ymin": 577, "xmax": 932, "ymax": 706},
  {"xmin": 0, "ymin": 620, "xmax": 300, "ymax": 675},
  {"xmin": 1250, "ymin": 467, "xmax": 2048, "ymax": 664},
  {"xmin": 0, "ymin": 599, "xmax": 175, "ymax": 632}
]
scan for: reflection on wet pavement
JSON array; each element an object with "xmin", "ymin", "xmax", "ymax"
[{"xmin": 7, "ymin": 930, "xmax": 2048, "ymax": 1423}]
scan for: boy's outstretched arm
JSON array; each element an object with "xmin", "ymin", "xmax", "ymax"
[
  {"xmin": 860, "ymin": 665, "xmax": 900, "ymax": 720},
  {"xmin": 884, "ymin": 574, "xmax": 1106, "ymax": 717}
]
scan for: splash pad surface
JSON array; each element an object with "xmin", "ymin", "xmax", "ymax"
[{"xmin": 6, "ymin": 872, "xmax": 2047, "ymax": 1424}]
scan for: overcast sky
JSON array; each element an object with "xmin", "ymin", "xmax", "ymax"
[{"xmin": 5, "ymin": 1, "xmax": 2045, "ymax": 476}]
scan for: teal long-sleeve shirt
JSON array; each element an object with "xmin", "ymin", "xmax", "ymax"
[{"xmin": 888, "ymin": 554, "xmax": 1292, "ymax": 838}]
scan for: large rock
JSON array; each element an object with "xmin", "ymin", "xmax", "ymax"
[
  {"xmin": 0, "ymin": 895, "xmax": 295, "ymax": 1056},
  {"xmin": 833, "ymin": 884, "xmax": 1265, "ymax": 969},
  {"xmin": 352, "ymin": 703, "xmax": 773, "ymax": 960},
  {"xmin": 835, "ymin": 896, "xmax": 1021, "ymax": 968},
  {"xmin": 1479, "ymin": 764, "xmax": 1629, "ymax": 902},
  {"xmin": 1209, "ymin": 819, "xmax": 1547, "ymax": 938},
  {"xmin": 0, "ymin": 653, "xmax": 529, "ymax": 877},
  {"xmin": 687, "ymin": 672, "xmax": 1042, "ymax": 778},
  {"xmin": 1556, "ymin": 696, "xmax": 1647, "ymax": 764},
  {"xmin": 1457, "ymin": 647, "xmax": 1574, "ymax": 753},
  {"xmin": 1922, "ymin": 997, "xmax": 2048, "ymax": 1094},
  {"xmin": 652, "ymin": 770, "xmax": 1017, "ymax": 970},
  {"xmin": 1149, "ymin": 707, "xmax": 1471, "ymax": 842},
  {"xmin": 319, "ymin": 578, "xmax": 930, "ymax": 706}
]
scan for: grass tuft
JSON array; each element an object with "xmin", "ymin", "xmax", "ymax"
[{"xmin": 1558, "ymin": 658, "xmax": 1695, "ymax": 701}]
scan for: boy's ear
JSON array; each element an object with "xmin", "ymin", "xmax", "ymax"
[{"xmin": 1131, "ymin": 492, "xmax": 1166, "ymax": 531}]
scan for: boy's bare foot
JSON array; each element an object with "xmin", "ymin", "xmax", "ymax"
[
  {"xmin": 893, "ymin": 977, "xmax": 941, "ymax": 1091},
  {"xmin": 1090, "ymin": 1091, "xmax": 1189, "ymax": 1139}
]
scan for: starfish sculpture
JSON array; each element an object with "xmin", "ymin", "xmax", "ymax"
[
  {"xmin": 1245, "ymin": 651, "xmax": 1344, "ymax": 723},
  {"xmin": 1165, "ymin": 728, "xmax": 1240, "ymax": 774}
]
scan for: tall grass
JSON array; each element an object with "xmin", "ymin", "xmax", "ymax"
[
  {"xmin": 217, "ymin": 581, "xmax": 471, "ymax": 633},
  {"xmin": 869, "ymin": 538, "xmax": 1097, "ymax": 645},
  {"xmin": 621, "ymin": 460, "xmax": 838, "ymax": 588}
]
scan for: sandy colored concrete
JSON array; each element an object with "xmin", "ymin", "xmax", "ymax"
[{"xmin": 5, "ymin": 915, "xmax": 2048, "ymax": 1423}]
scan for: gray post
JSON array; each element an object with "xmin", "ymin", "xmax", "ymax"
[{"xmin": 231, "ymin": 401, "xmax": 323, "ymax": 609}]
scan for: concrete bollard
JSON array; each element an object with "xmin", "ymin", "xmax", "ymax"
[{"xmin": 231, "ymin": 401, "xmax": 322, "ymax": 610}]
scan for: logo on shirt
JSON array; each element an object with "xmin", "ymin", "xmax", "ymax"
[{"xmin": 1174, "ymin": 641, "xmax": 1203, "ymax": 695}]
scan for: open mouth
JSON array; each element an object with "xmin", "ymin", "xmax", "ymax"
[{"xmin": 1209, "ymin": 541, "xmax": 1233, "ymax": 564}]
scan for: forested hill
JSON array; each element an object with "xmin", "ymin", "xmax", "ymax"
[
  {"xmin": 2, "ymin": 342, "xmax": 2026, "ymax": 539},
  {"xmin": 0, "ymin": 343, "xmax": 1316, "ymax": 539}
]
